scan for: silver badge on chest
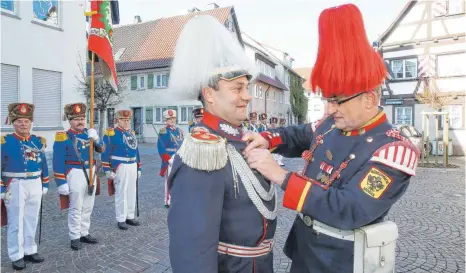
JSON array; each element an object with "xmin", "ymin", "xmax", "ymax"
[{"xmin": 124, "ymin": 132, "xmax": 138, "ymax": 150}]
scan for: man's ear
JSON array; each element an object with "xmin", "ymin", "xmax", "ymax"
[
  {"xmin": 202, "ymin": 87, "xmax": 215, "ymax": 104},
  {"xmin": 363, "ymin": 92, "xmax": 377, "ymax": 108}
]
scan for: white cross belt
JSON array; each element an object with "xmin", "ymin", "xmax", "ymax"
[{"xmin": 218, "ymin": 239, "xmax": 274, "ymax": 258}]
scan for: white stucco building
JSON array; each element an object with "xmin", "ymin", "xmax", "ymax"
[{"xmin": 1, "ymin": 0, "xmax": 88, "ymax": 151}]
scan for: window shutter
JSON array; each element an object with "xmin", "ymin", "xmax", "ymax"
[
  {"xmin": 131, "ymin": 76, "xmax": 137, "ymax": 90},
  {"xmin": 1, "ymin": 64, "xmax": 19, "ymax": 128},
  {"xmin": 148, "ymin": 74, "xmax": 154, "ymax": 89},
  {"xmin": 32, "ymin": 68, "xmax": 62, "ymax": 127}
]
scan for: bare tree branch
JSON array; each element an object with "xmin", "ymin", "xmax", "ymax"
[{"xmin": 415, "ymin": 77, "xmax": 455, "ymax": 111}]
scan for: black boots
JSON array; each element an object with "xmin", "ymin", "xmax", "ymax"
[
  {"xmin": 12, "ymin": 258, "xmax": 26, "ymax": 270},
  {"xmin": 24, "ymin": 253, "xmax": 45, "ymax": 263},
  {"xmin": 80, "ymin": 235, "xmax": 98, "ymax": 244},
  {"xmin": 125, "ymin": 219, "xmax": 140, "ymax": 226}
]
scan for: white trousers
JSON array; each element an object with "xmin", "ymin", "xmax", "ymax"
[
  {"xmin": 6, "ymin": 178, "xmax": 42, "ymax": 261},
  {"xmin": 67, "ymin": 168, "xmax": 96, "ymax": 240},
  {"xmin": 114, "ymin": 163, "xmax": 137, "ymax": 222}
]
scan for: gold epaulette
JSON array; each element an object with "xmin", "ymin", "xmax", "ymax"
[
  {"xmin": 189, "ymin": 121, "xmax": 193, "ymax": 126},
  {"xmin": 132, "ymin": 130, "xmax": 136, "ymax": 135},
  {"xmin": 55, "ymin": 131, "xmax": 68, "ymax": 142},
  {"xmin": 105, "ymin": 128, "xmax": 115, "ymax": 136},
  {"xmin": 177, "ymin": 131, "xmax": 227, "ymax": 171},
  {"xmin": 159, "ymin": 127, "xmax": 167, "ymax": 134},
  {"xmin": 38, "ymin": 136, "xmax": 47, "ymax": 148},
  {"xmin": 1, "ymin": 135, "xmax": 5, "ymax": 145}
]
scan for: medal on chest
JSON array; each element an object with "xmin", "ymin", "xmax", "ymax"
[{"xmin": 124, "ymin": 132, "xmax": 138, "ymax": 149}]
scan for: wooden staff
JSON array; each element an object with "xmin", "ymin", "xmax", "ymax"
[{"xmin": 89, "ymin": 52, "xmax": 95, "ymax": 192}]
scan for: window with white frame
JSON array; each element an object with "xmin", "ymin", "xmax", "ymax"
[
  {"xmin": 259, "ymin": 86, "xmax": 264, "ymax": 99},
  {"xmin": 155, "ymin": 73, "xmax": 168, "ymax": 88},
  {"xmin": 33, "ymin": 0, "xmax": 59, "ymax": 26},
  {"xmin": 390, "ymin": 58, "xmax": 417, "ymax": 79},
  {"xmin": 266, "ymin": 90, "xmax": 270, "ymax": 100},
  {"xmin": 33, "ymin": 68, "xmax": 62, "ymax": 127},
  {"xmin": 273, "ymin": 90, "xmax": 276, "ymax": 101},
  {"xmin": 394, "ymin": 106, "xmax": 413, "ymax": 125},
  {"xmin": 449, "ymin": 0, "xmax": 465, "ymax": 15},
  {"xmin": 437, "ymin": 53, "xmax": 465, "ymax": 77},
  {"xmin": 145, "ymin": 107, "xmax": 153, "ymax": 124},
  {"xmin": 256, "ymin": 59, "xmax": 275, "ymax": 78},
  {"xmin": 1, "ymin": 64, "xmax": 19, "ymax": 128},
  {"xmin": 180, "ymin": 106, "xmax": 195, "ymax": 123},
  {"xmin": 254, "ymin": 84, "xmax": 258, "ymax": 98},
  {"xmin": 154, "ymin": 106, "xmax": 178, "ymax": 123},
  {"xmin": 284, "ymin": 91, "xmax": 290, "ymax": 105},
  {"xmin": 139, "ymin": 75, "xmax": 145, "ymax": 89},
  {"xmin": 285, "ymin": 73, "xmax": 290, "ymax": 86},
  {"xmin": 442, "ymin": 105, "xmax": 463, "ymax": 129},
  {"xmin": 1, "ymin": 0, "xmax": 16, "ymax": 14}
]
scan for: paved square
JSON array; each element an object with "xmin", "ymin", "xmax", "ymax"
[{"xmin": 1, "ymin": 145, "xmax": 464, "ymax": 272}]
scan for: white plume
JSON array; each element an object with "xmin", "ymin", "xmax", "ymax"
[{"xmin": 167, "ymin": 15, "xmax": 258, "ymax": 101}]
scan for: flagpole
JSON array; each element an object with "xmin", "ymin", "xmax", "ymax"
[{"xmin": 89, "ymin": 52, "xmax": 95, "ymax": 191}]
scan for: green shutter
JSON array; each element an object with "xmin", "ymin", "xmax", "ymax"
[
  {"xmin": 131, "ymin": 76, "xmax": 137, "ymax": 90},
  {"xmin": 148, "ymin": 74, "xmax": 154, "ymax": 89}
]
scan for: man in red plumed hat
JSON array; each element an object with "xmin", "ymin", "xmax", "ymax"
[{"xmin": 243, "ymin": 4, "xmax": 420, "ymax": 272}]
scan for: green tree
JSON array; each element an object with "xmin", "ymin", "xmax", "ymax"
[{"xmin": 290, "ymin": 73, "xmax": 308, "ymax": 124}]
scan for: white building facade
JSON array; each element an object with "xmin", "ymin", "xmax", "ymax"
[
  {"xmin": 1, "ymin": 0, "xmax": 87, "ymax": 151},
  {"xmin": 378, "ymin": 0, "xmax": 466, "ymax": 155}
]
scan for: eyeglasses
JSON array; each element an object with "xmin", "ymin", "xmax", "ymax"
[{"xmin": 322, "ymin": 92, "xmax": 366, "ymax": 106}]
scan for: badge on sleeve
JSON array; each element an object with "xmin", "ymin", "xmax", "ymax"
[{"xmin": 359, "ymin": 167, "xmax": 393, "ymax": 199}]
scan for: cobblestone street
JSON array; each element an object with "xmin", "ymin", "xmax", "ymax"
[{"xmin": 1, "ymin": 145, "xmax": 465, "ymax": 273}]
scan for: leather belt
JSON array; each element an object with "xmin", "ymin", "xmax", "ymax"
[
  {"xmin": 218, "ymin": 239, "xmax": 274, "ymax": 258},
  {"xmin": 111, "ymin": 156, "xmax": 136, "ymax": 162},
  {"xmin": 2, "ymin": 171, "xmax": 42, "ymax": 178},
  {"xmin": 298, "ymin": 213, "xmax": 354, "ymax": 241}
]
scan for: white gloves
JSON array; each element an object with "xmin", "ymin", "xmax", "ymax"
[
  {"xmin": 87, "ymin": 128, "xmax": 100, "ymax": 143},
  {"xmin": 58, "ymin": 184, "xmax": 70, "ymax": 195},
  {"xmin": 42, "ymin": 188, "xmax": 48, "ymax": 195},
  {"xmin": 105, "ymin": 171, "xmax": 116, "ymax": 179},
  {"xmin": 138, "ymin": 171, "xmax": 141, "ymax": 178},
  {"xmin": 1, "ymin": 193, "xmax": 5, "ymax": 200}
]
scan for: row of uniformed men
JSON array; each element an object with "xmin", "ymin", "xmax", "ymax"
[
  {"xmin": 0, "ymin": 102, "xmax": 142, "ymax": 270},
  {"xmin": 244, "ymin": 112, "xmax": 287, "ymax": 133}
]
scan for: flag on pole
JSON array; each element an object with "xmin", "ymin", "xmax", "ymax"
[{"xmin": 87, "ymin": 0, "xmax": 118, "ymax": 90}]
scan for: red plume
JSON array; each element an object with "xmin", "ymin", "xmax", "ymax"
[{"xmin": 311, "ymin": 4, "xmax": 387, "ymax": 98}]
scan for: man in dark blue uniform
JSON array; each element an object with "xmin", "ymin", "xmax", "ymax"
[
  {"xmin": 1, "ymin": 103, "xmax": 49, "ymax": 270},
  {"xmin": 53, "ymin": 103, "xmax": 105, "ymax": 250},
  {"xmin": 244, "ymin": 112, "xmax": 259, "ymax": 132},
  {"xmin": 157, "ymin": 109, "xmax": 184, "ymax": 208},
  {"xmin": 166, "ymin": 15, "xmax": 277, "ymax": 272},
  {"xmin": 243, "ymin": 4, "xmax": 420, "ymax": 273},
  {"xmin": 257, "ymin": 113, "xmax": 268, "ymax": 133},
  {"xmin": 188, "ymin": 107, "xmax": 204, "ymax": 133},
  {"xmin": 102, "ymin": 109, "xmax": 142, "ymax": 230}
]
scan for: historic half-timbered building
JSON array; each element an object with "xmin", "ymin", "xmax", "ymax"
[{"xmin": 377, "ymin": 0, "xmax": 466, "ymax": 155}]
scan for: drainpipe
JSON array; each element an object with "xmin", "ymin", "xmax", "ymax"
[{"xmin": 264, "ymin": 85, "xmax": 271, "ymax": 115}]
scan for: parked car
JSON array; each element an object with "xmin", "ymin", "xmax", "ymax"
[{"xmin": 395, "ymin": 124, "xmax": 431, "ymax": 155}]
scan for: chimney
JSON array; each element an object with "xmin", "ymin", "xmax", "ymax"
[
  {"xmin": 133, "ymin": 15, "xmax": 141, "ymax": 24},
  {"xmin": 188, "ymin": 7, "xmax": 201, "ymax": 13},
  {"xmin": 207, "ymin": 3, "xmax": 220, "ymax": 9}
]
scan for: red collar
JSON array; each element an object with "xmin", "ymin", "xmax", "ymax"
[
  {"xmin": 343, "ymin": 111, "xmax": 387, "ymax": 136},
  {"xmin": 69, "ymin": 128, "xmax": 83, "ymax": 134},
  {"xmin": 116, "ymin": 126, "xmax": 129, "ymax": 132},
  {"xmin": 13, "ymin": 132, "xmax": 31, "ymax": 141},
  {"xmin": 201, "ymin": 111, "xmax": 243, "ymax": 139}
]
